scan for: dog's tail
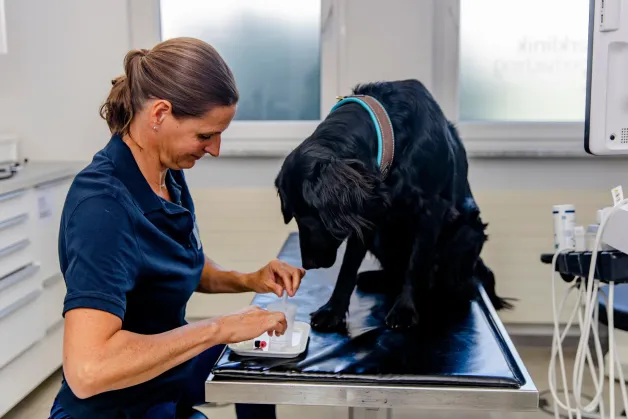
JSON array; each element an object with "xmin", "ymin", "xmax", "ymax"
[{"xmin": 475, "ymin": 257, "xmax": 515, "ymax": 310}]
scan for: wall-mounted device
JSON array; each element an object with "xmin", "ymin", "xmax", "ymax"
[
  {"xmin": 585, "ymin": 0, "xmax": 628, "ymax": 155},
  {"xmin": 0, "ymin": 136, "xmax": 24, "ymax": 180},
  {"xmin": 0, "ymin": 0, "xmax": 6, "ymax": 54}
]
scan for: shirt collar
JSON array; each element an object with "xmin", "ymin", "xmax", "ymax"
[
  {"xmin": 166, "ymin": 170, "xmax": 183, "ymax": 206},
  {"xmin": 106, "ymin": 134, "xmax": 163, "ymax": 214}
]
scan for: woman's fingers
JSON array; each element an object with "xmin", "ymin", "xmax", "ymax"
[
  {"xmin": 273, "ymin": 265, "xmax": 293, "ymax": 296},
  {"xmin": 272, "ymin": 261, "xmax": 305, "ymax": 297},
  {"xmin": 265, "ymin": 311, "xmax": 287, "ymax": 336},
  {"xmin": 291, "ymin": 268, "xmax": 305, "ymax": 294}
]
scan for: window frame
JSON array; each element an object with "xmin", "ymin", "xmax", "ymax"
[
  {"xmin": 130, "ymin": 0, "xmax": 589, "ymax": 158},
  {"xmin": 432, "ymin": 0, "xmax": 587, "ymax": 157},
  {"xmin": 128, "ymin": 0, "xmax": 340, "ymax": 157}
]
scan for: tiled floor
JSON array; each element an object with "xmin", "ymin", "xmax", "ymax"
[{"xmin": 3, "ymin": 345, "xmax": 627, "ymax": 419}]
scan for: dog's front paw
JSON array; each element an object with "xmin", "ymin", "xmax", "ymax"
[
  {"xmin": 385, "ymin": 296, "xmax": 419, "ymax": 330},
  {"xmin": 310, "ymin": 303, "xmax": 347, "ymax": 333}
]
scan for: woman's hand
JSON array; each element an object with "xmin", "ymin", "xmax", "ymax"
[
  {"xmin": 245, "ymin": 259, "xmax": 306, "ymax": 297},
  {"xmin": 215, "ymin": 306, "xmax": 287, "ymax": 344}
]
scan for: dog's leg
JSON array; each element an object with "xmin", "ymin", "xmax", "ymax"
[
  {"xmin": 356, "ymin": 270, "xmax": 390, "ymax": 294},
  {"xmin": 310, "ymin": 235, "xmax": 367, "ymax": 333},
  {"xmin": 385, "ymin": 200, "xmax": 449, "ymax": 330}
]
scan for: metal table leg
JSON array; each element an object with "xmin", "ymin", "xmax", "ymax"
[{"xmin": 349, "ymin": 407, "xmax": 393, "ymax": 419}]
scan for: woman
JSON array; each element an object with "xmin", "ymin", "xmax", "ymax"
[{"xmin": 49, "ymin": 37, "xmax": 305, "ymax": 419}]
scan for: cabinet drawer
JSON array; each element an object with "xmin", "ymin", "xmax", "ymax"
[
  {"xmin": 0, "ymin": 214, "xmax": 30, "ymax": 252},
  {"xmin": 0, "ymin": 289, "xmax": 45, "ymax": 370},
  {"xmin": 42, "ymin": 274, "xmax": 65, "ymax": 332},
  {"xmin": 0, "ymin": 190, "xmax": 32, "ymax": 225},
  {"xmin": 0, "ymin": 262, "xmax": 40, "ymax": 312},
  {"xmin": 35, "ymin": 178, "xmax": 71, "ymax": 282},
  {"xmin": 0, "ymin": 239, "xmax": 34, "ymax": 281}
]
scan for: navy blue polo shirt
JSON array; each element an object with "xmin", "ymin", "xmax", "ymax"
[{"xmin": 55, "ymin": 134, "xmax": 205, "ymax": 418}]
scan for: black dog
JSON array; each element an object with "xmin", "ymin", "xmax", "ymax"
[{"xmin": 274, "ymin": 79, "xmax": 512, "ymax": 332}]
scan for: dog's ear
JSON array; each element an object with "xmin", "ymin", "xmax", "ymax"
[
  {"xmin": 278, "ymin": 192, "xmax": 293, "ymax": 224},
  {"xmin": 274, "ymin": 176, "xmax": 294, "ymax": 224},
  {"xmin": 303, "ymin": 158, "xmax": 387, "ymax": 239}
]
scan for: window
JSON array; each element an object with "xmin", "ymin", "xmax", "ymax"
[
  {"xmin": 429, "ymin": 0, "xmax": 590, "ymax": 154},
  {"xmin": 458, "ymin": 0, "xmax": 589, "ymax": 123},
  {"xmin": 159, "ymin": 0, "xmax": 322, "ymax": 122}
]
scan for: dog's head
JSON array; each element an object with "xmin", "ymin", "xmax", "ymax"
[{"xmin": 275, "ymin": 144, "xmax": 388, "ymax": 270}]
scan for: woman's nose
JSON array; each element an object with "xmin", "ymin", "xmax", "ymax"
[{"xmin": 205, "ymin": 136, "xmax": 221, "ymax": 157}]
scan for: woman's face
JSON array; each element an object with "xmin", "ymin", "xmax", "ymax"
[{"xmin": 153, "ymin": 102, "xmax": 237, "ymax": 170}]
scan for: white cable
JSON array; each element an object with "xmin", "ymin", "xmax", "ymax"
[
  {"xmin": 610, "ymin": 282, "xmax": 615, "ymax": 419},
  {"xmin": 598, "ymin": 285, "xmax": 628, "ymax": 416},
  {"xmin": 573, "ymin": 200, "xmax": 626, "ymax": 415},
  {"xmin": 549, "ymin": 267, "xmax": 603, "ymax": 418},
  {"xmin": 548, "ymin": 259, "xmax": 576, "ymax": 417},
  {"xmin": 549, "ymin": 198, "xmax": 628, "ymax": 419}
]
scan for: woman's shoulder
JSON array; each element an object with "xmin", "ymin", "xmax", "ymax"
[{"xmin": 63, "ymin": 151, "xmax": 135, "ymax": 220}]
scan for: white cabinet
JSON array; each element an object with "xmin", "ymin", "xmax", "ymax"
[
  {"xmin": 33, "ymin": 179, "xmax": 71, "ymax": 286},
  {"xmin": 0, "ymin": 165, "xmax": 76, "ymax": 417}
]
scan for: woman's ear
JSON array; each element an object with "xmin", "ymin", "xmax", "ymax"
[{"xmin": 151, "ymin": 99, "xmax": 172, "ymax": 128}]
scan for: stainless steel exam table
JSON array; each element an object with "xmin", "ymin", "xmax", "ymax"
[{"xmin": 206, "ymin": 234, "xmax": 538, "ymax": 418}]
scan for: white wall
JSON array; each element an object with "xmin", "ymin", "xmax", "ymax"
[
  {"xmin": 339, "ymin": 0, "xmax": 434, "ymax": 92},
  {"xmin": 0, "ymin": 0, "xmax": 129, "ymax": 162},
  {"xmin": 1, "ymin": 0, "xmax": 627, "ymax": 326}
]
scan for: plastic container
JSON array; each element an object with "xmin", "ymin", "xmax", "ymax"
[
  {"xmin": 553, "ymin": 204, "xmax": 576, "ymax": 250},
  {"xmin": 267, "ymin": 301, "xmax": 297, "ymax": 349},
  {"xmin": 586, "ymin": 224, "xmax": 599, "ymax": 251},
  {"xmin": 574, "ymin": 226, "xmax": 586, "ymax": 251}
]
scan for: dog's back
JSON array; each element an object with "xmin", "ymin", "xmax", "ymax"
[{"xmin": 351, "ymin": 80, "xmax": 474, "ymax": 212}]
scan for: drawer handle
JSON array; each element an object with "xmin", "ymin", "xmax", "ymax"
[
  {"xmin": 0, "ymin": 262, "xmax": 40, "ymax": 292},
  {"xmin": 46, "ymin": 318, "xmax": 64, "ymax": 335},
  {"xmin": 0, "ymin": 289, "xmax": 42, "ymax": 321},
  {"xmin": 0, "ymin": 189, "xmax": 26, "ymax": 203},
  {"xmin": 35, "ymin": 175, "xmax": 73, "ymax": 190},
  {"xmin": 0, "ymin": 338, "xmax": 43, "ymax": 373},
  {"xmin": 0, "ymin": 238, "xmax": 30, "ymax": 259},
  {"xmin": 43, "ymin": 273, "xmax": 63, "ymax": 288},
  {"xmin": 0, "ymin": 213, "xmax": 29, "ymax": 232}
]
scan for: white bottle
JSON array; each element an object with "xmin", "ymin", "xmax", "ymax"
[
  {"xmin": 586, "ymin": 224, "xmax": 599, "ymax": 251},
  {"xmin": 574, "ymin": 226, "xmax": 586, "ymax": 252},
  {"xmin": 553, "ymin": 204, "xmax": 576, "ymax": 250},
  {"xmin": 595, "ymin": 207, "xmax": 616, "ymax": 251}
]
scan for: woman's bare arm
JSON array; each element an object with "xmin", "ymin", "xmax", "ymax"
[
  {"xmin": 63, "ymin": 306, "xmax": 286, "ymax": 399},
  {"xmin": 197, "ymin": 256, "xmax": 305, "ymax": 297}
]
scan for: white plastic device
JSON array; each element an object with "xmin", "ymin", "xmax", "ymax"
[
  {"xmin": 600, "ymin": 203, "xmax": 628, "ymax": 253},
  {"xmin": 585, "ymin": 0, "xmax": 628, "ymax": 155},
  {"xmin": 227, "ymin": 321, "xmax": 311, "ymax": 359},
  {"xmin": 0, "ymin": 0, "xmax": 6, "ymax": 55},
  {"xmin": 0, "ymin": 136, "xmax": 19, "ymax": 164}
]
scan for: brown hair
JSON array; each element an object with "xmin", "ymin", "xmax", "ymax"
[{"xmin": 100, "ymin": 37, "xmax": 239, "ymax": 136}]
